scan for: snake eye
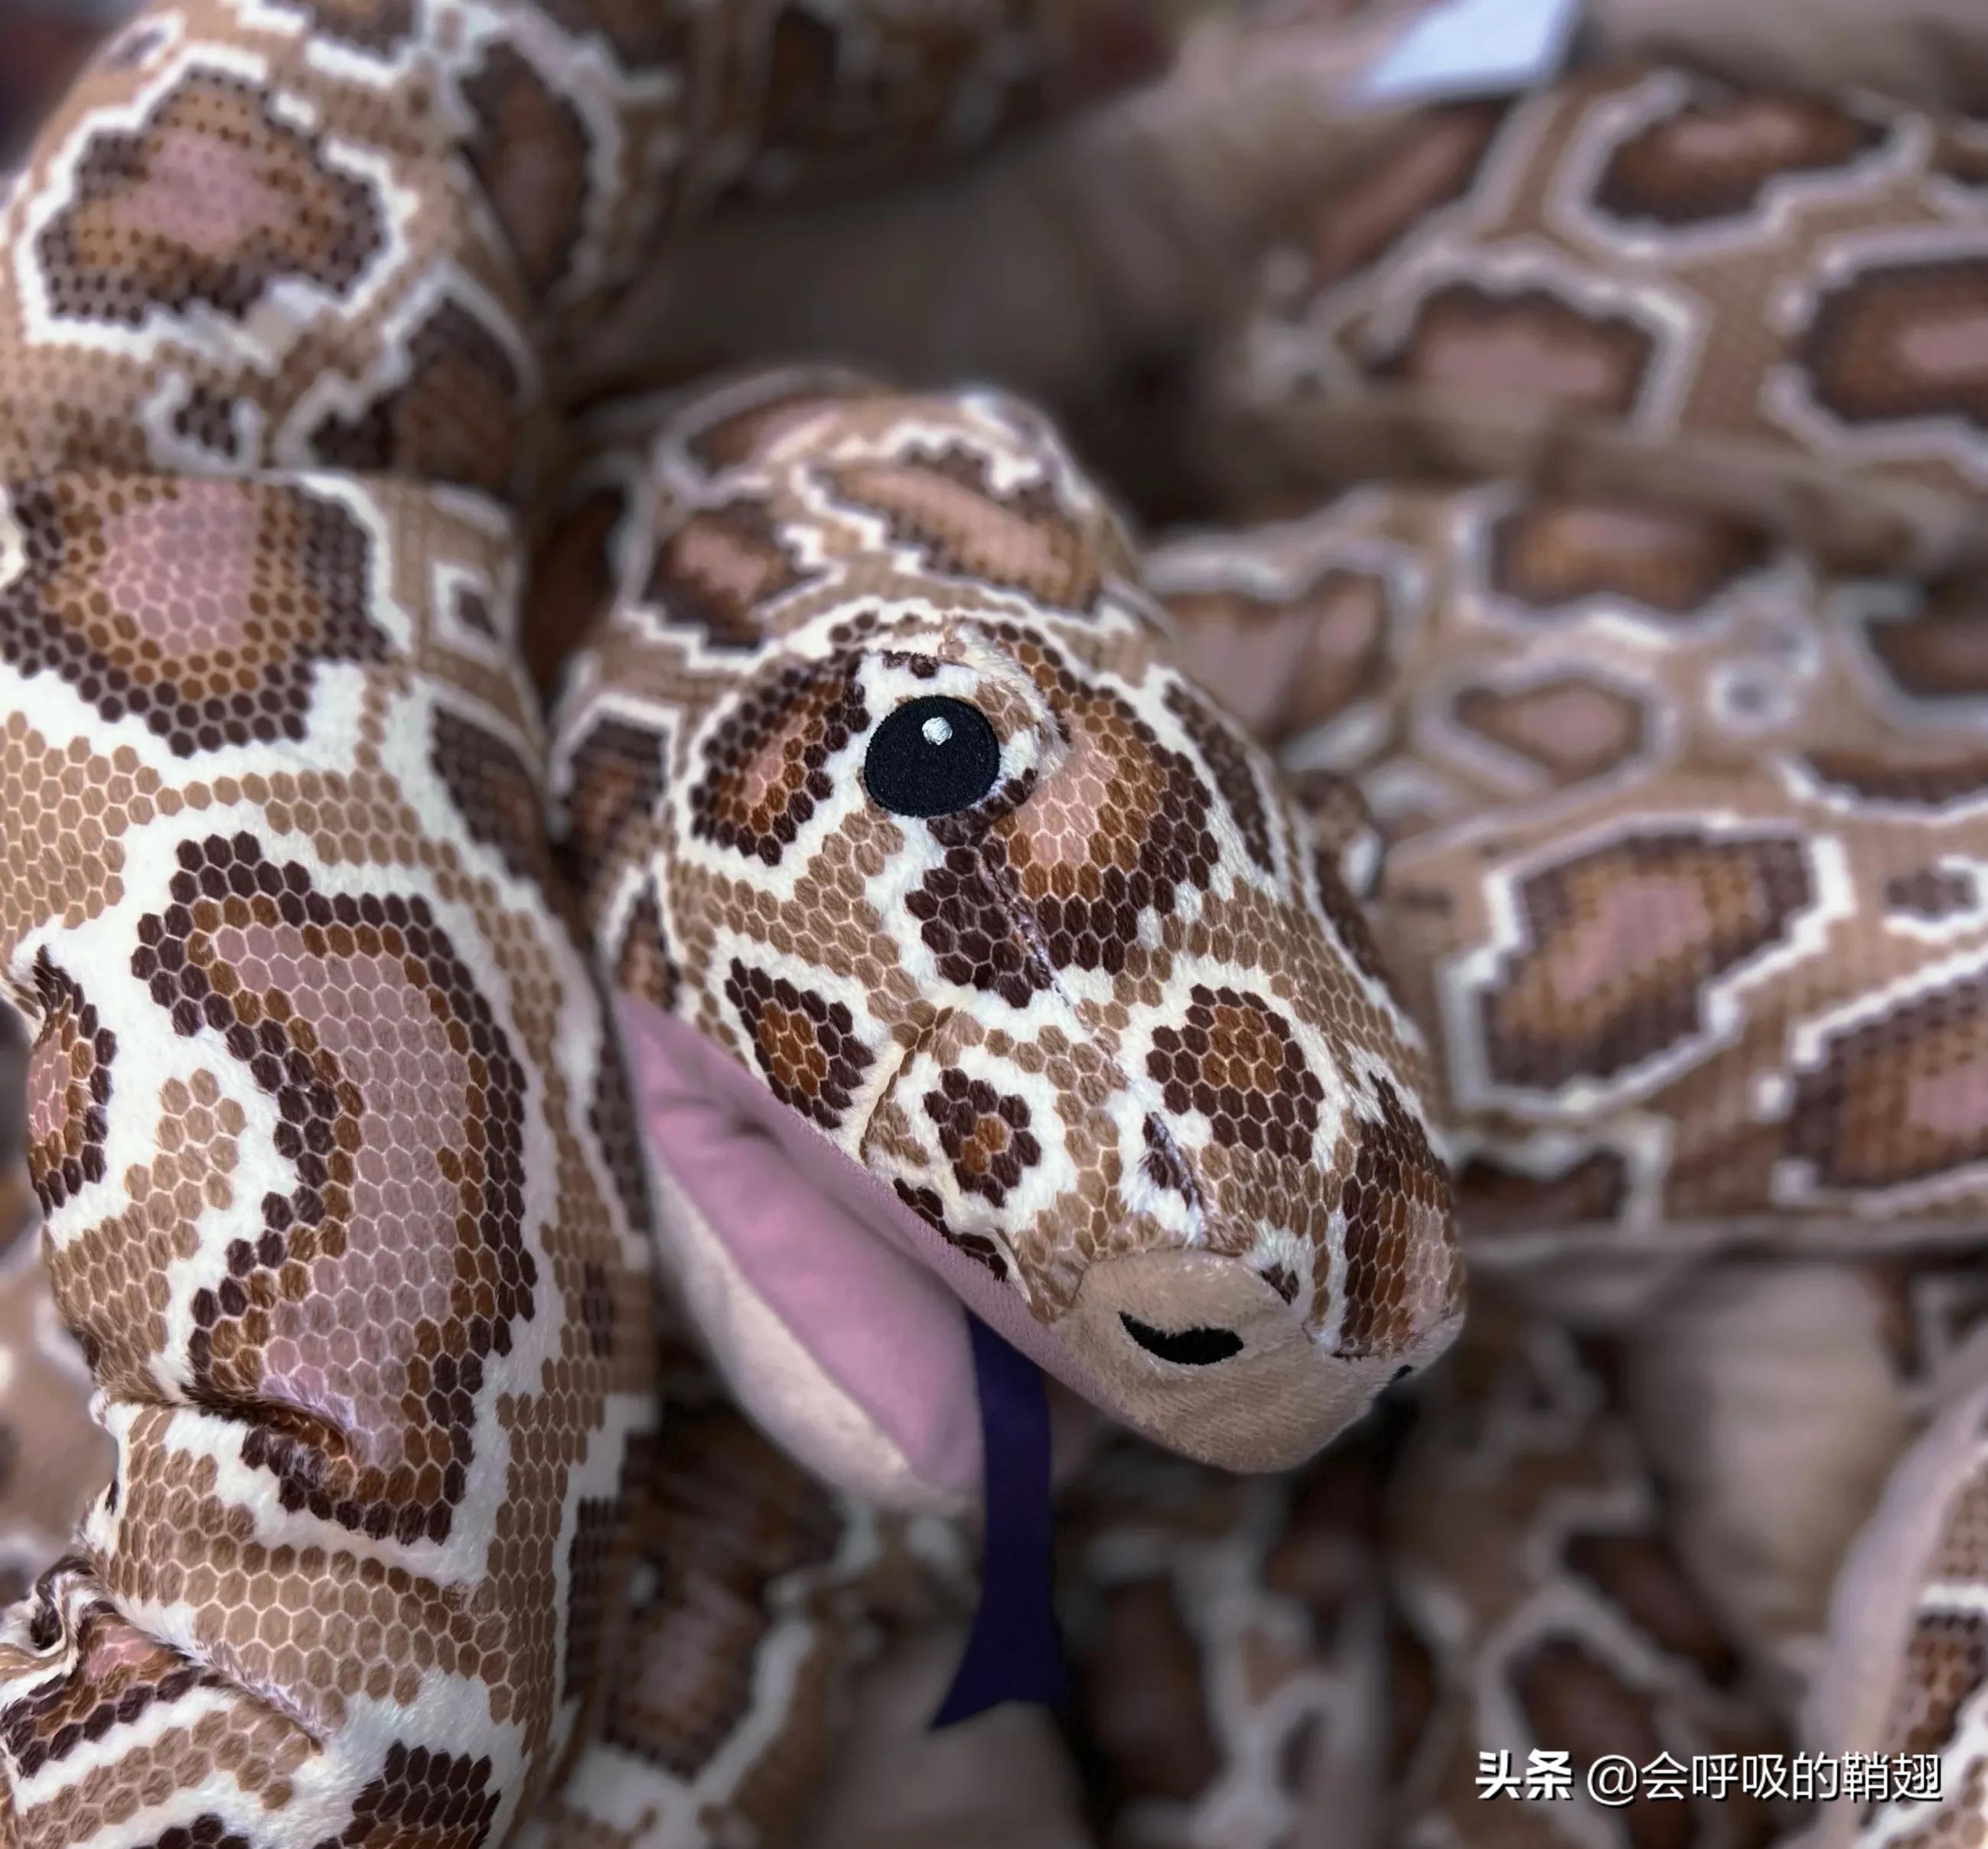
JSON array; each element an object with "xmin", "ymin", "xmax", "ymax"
[{"xmin": 863, "ymin": 695, "xmax": 1002, "ymax": 819}]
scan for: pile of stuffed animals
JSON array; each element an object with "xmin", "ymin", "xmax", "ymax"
[{"xmin": 0, "ymin": 3, "xmax": 1985, "ymax": 1847}]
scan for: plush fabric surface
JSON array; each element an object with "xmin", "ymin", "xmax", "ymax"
[{"xmin": 2, "ymin": 2, "xmax": 1987, "ymax": 1847}]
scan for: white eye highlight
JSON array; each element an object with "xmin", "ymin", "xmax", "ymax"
[{"xmin": 921, "ymin": 714, "xmax": 955, "ymax": 747}]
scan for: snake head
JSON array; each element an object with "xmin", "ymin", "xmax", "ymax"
[{"xmin": 554, "ymin": 369, "xmax": 1463, "ymax": 1509}]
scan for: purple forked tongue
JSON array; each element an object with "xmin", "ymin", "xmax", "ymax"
[{"xmin": 930, "ymin": 1313, "xmax": 1071, "ymax": 1728}]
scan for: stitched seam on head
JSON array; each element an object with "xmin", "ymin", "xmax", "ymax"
[{"xmin": 965, "ymin": 798, "xmax": 1246, "ymax": 1265}]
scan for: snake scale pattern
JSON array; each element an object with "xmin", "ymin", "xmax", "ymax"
[{"xmin": 0, "ymin": 4, "xmax": 1984, "ymax": 1849}]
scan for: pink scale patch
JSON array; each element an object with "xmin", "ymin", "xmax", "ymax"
[
  {"xmin": 122, "ymin": 130, "xmax": 295, "ymax": 257},
  {"xmin": 230, "ymin": 923, "xmax": 471, "ymax": 1466},
  {"xmin": 1546, "ymin": 874, "xmax": 1716, "ymax": 1006}
]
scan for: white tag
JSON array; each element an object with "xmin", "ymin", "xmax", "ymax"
[{"xmin": 1355, "ymin": 0, "xmax": 1585, "ymax": 105}]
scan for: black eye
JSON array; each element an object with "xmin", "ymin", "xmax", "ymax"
[{"xmin": 862, "ymin": 695, "xmax": 1002, "ymax": 819}]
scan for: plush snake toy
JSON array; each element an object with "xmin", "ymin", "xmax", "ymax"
[{"xmin": 0, "ymin": 3, "xmax": 1986, "ymax": 1847}]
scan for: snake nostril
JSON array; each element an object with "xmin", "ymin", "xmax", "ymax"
[{"xmin": 1119, "ymin": 1314, "xmax": 1243, "ymax": 1367}]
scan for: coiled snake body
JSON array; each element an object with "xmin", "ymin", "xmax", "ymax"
[{"xmin": 0, "ymin": 5, "xmax": 1984, "ymax": 1849}]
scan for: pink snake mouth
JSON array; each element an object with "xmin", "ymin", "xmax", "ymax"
[{"xmin": 618, "ymin": 993, "xmax": 1118, "ymax": 1509}]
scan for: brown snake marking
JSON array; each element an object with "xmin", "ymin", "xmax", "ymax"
[{"xmin": 0, "ymin": 5, "xmax": 1986, "ymax": 1848}]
